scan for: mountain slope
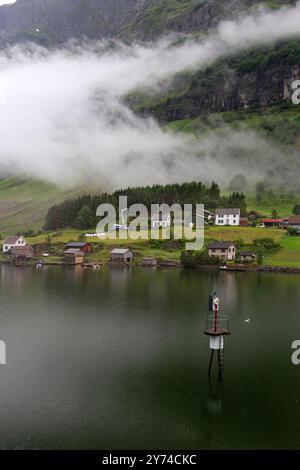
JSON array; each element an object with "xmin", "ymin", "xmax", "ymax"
[
  {"xmin": 0, "ymin": 0, "xmax": 138, "ymax": 46},
  {"xmin": 0, "ymin": 0, "xmax": 296, "ymax": 46},
  {"xmin": 1, "ymin": 0, "xmax": 300, "ymax": 232},
  {"xmin": 0, "ymin": 178, "xmax": 77, "ymax": 235},
  {"xmin": 119, "ymin": 0, "xmax": 296, "ymax": 41},
  {"xmin": 129, "ymin": 40, "xmax": 300, "ymax": 121}
]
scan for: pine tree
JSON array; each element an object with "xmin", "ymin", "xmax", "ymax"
[{"xmin": 75, "ymin": 206, "xmax": 94, "ymax": 230}]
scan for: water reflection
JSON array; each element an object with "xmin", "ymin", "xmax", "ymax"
[{"xmin": 0, "ymin": 265, "xmax": 299, "ymax": 449}]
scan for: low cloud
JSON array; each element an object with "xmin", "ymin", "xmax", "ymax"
[{"xmin": 1, "ymin": 2, "xmax": 300, "ymax": 188}]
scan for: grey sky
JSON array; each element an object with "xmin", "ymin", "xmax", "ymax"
[{"xmin": 0, "ymin": 0, "xmax": 16, "ymax": 5}]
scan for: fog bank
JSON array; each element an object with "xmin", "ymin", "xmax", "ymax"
[{"xmin": 1, "ymin": 2, "xmax": 300, "ymax": 188}]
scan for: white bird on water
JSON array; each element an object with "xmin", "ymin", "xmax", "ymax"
[{"xmin": 244, "ymin": 318, "xmax": 251, "ymax": 323}]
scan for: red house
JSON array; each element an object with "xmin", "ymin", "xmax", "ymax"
[
  {"xmin": 65, "ymin": 242, "xmax": 92, "ymax": 254},
  {"xmin": 240, "ymin": 217, "xmax": 248, "ymax": 227},
  {"xmin": 262, "ymin": 218, "xmax": 283, "ymax": 228}
]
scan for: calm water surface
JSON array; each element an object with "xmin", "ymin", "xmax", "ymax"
[{"xmin": 0, "ymin": 264, "xmax": 300, "ymax": 449}]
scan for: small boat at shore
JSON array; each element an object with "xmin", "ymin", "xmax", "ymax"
[{"xmin": 83, "ymin": 262, "xmax": 102, "ymax": 269}]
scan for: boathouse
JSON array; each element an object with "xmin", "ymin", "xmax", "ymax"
[
  {"xmin": 63, "ymin": 248, "xmax": 85, "ymax": 265},
  {"xmin": 240, "ymin": 251, "xmax": 257, "ymax": 262},
  {"xmin": 110, "ymin": 248, "xmax": 133, "ymax": 264},
  {"xmin": 141, "ymin": 257, "xmax": 157, "ymax": 267}
]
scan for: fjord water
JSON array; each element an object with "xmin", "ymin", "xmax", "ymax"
[{"xmin": 0, "ymin": 264, "xmax": 300, "ymax": 450}]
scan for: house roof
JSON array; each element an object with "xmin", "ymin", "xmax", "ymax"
[
  {"xmin": 110, "ymin": 248, "xmax": 131, "ymax": 255},
  {"xmin": 289, "ymin": 216, "xmax": 300, "ymax": 225},
  {"xmin": 216, "ymin": 208, "xmax": 240, "ymax": 216},
  {"xmin": 262, "ymin": 218, "xmax": 283, "ymax": 223},
  {"xmin": 65, "ymin": 242, "xmax": 90, "ymax": 248},
  {"xmin": 208, "ymin": 241, "xmax": 235, "ymax": 249},
  {"xmin": 64, "ymin": 248, "xmax": 84, "ymax": 255},
  {"xmin": 240, "ymin": 251, "xmax": 256, "ymax": 257},
  {"xmin": 4, "ymin": 236, "xmax": 21, "ymax": 245}
]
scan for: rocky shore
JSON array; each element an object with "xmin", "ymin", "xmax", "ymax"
[{"xmin": 256, "ymin": 265, "xmax": 300, "ymax": 274}]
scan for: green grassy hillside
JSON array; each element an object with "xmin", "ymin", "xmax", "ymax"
[
  {"xmin": 1, "ymin": 225, "xmax": 298, "ymax": 268},
  {"xmin": 1, "ymin": 178, "xmax": 299, "ymax": 236},
  {"xmin": 0, "ymin": 178, "xmax": 76, "ymax": 236},
  {"xmin": 165, "ymin": 104, "xmax": 300, "ymax": 146},
  {"xmin": 119, "ymin": 0, "xmax": 295, "ymax": 40},
  {"xmin": 119, "ymin": 0, "xmax": 207, "ymax": 38},
  {"xmin": 1, "ymin": 180, "xmax": 299, "ymax": 268}
]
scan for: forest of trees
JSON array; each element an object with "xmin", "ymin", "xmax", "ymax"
[{"xmin": 44, "ymin": 181, "xmax": 247, "ymax": 231}]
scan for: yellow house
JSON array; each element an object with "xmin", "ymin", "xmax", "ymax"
[{"xmin": 208, "ymin": 241, "xmax": 236, "ymax": 261}]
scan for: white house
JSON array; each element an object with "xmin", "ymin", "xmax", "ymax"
[
  {"xmin": 288, "ymin": 215, "xmax": 300, "ymax": 233},
  {"xmin": 215, "ymin": 208, "xmax": 240, "ymax": 226},
  {"xmin": 2, "ymin": 235, "xmax": 27, "ymax": 253},
  {"xmin": 151, "ymin": 212, "xmax": 171, "ymax": 229}
]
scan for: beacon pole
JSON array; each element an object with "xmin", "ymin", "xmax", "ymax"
[
  {"xmin": 205, "ymin": 291, "xmax": 230, "ymax": 380},
  {"xmin": 213, "ymin": 293, "xmax": 219, "ymax": 332}
]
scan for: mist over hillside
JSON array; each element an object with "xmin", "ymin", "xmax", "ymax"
[{"xmin": 0, "ymin": 0, "xmax": 300, "ymax": 193}]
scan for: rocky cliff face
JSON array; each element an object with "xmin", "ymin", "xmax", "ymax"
[
  {"xmin": 0, "ymin": 0, "xmax": 296, "ymax": 46},
  {"xmin": 120, "ymin": 0, "xmax": 296, "ymax": 41},
  {"xmin": 146, "ymin": 63, "xmax": 300, "ymax": 122},
  {"xmin": 128, "ymin": 39, "xmax": 300, "ymax": 121},
  {"xmin": 0, "ymin": 0, "xmax": 139, "ymax": 45}
]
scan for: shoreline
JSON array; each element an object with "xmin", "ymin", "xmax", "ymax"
[
  {"xmin": 190, "ymin": 264, "xmax": 300, "ymax": 274},
  {"xmin": 1, "ymin": 258, "xmax": 300, "ymax": 274}
]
